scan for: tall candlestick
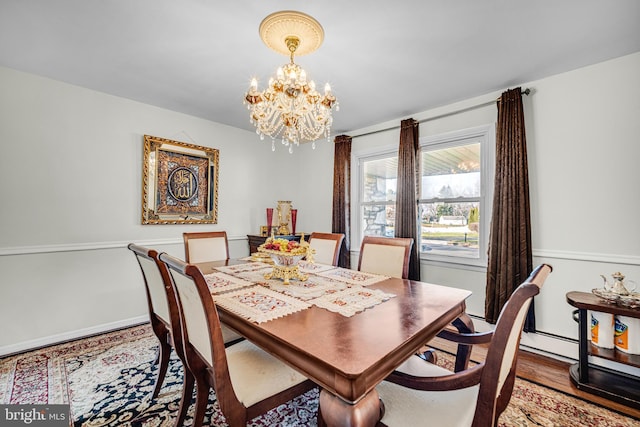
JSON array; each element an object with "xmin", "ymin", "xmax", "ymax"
[
  {"xmin": 290, "ymin": 209, "xmax": 298, "ymax": 235},
  {"xmin": 266, "ymin": 208, "xmax": 274, "ymax": 236}
]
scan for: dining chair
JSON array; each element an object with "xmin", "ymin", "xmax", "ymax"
[
  {"xmin": 159, "ymin": 252, "xmax": 317, "ymax": 427},
  {"xmin": 128, "ymin": 243, "xmax": 194, "ymax": 427},
  {"xmin": 183, "ymin": 231, "xmax": 229, "ymax": 263},
  {"xmin": 375, "ymin": 263, "xmax": 553, "ymax": 427},
  {"xmin": 308, "ymin": 232, "xmax": 345, "ymax": 266},
  {"xmin": 183, "ymin": 231, "xmax": 244, "ymax": 345},
  {"xmin": 358, "ymin": 236, "xmax": 414, "ymax": 279}
]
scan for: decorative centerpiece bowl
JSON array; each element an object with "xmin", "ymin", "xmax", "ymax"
[{"xmin": 257, "ymin": 235, "xmax": 309, "ymax": 284}]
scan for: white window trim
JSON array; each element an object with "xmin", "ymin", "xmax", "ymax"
[
  {"xmin": 353, "ymin": 145, "xmax": 398, "ymax": 250},
  {"xmin": 419, "ymin": 124, "xmax": 495, "ymax": 268}
]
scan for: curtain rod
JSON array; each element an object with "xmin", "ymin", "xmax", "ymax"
[{"xmin": 351, "ymin": 88, "xmax": 530, "ymax": 139}]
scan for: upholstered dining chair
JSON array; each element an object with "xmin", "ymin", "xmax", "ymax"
[
  {"xmin": 159, "ymin": 252, "xmax": 317, "ymax": 427},
  {"xmin": 128, "ymin": 243, "xmax": 194, "ymax": 427},
  {"xmin": 183, "ymin": 231, "xmax": 229, "ymax": 263},
  {"xmin": 182, "ymin": 231, "xmax": 244, "ymax": 345},
  {"xmin": 375, "ymin": 264, "xmax": 553, "ymax": 427},
  {"xmin": 358, "ymin": 236, "xmax": 414, "ymax": 279},
  {"xmin": 308, "ymin": 232, "xmax": 345, "ymax": 266}
]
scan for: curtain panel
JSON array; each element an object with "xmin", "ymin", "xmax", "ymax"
[
  {"xmin": 332, "ymin": 135, "xmax": 352, "ymax": 269},
  {"xmin": 485, "ymin": 87, "xmax": 535, "ymax": 331},
  {"xmin": 395, "ymin": 119, "xmax": 421, "ymax": 281}
]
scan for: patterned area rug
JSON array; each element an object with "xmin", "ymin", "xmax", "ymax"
[{"xmin": 1, "ymin": 324, "xmax": 638, "ymax": 426}]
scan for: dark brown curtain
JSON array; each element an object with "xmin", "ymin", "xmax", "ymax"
[
  {"xmin": 486, "ymin": 87, "xmax": 534, "ymax": 331},
  {"xmin": 332, "ymin": 135, "xmax": 351, "ymax": 269},
  {"xmin": 395, "ymin": 119, "xmax": 421, "ymax": 281}
]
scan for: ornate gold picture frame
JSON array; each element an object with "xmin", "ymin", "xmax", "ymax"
[{"xmin": 142, "ymin": 135, "xmax": 219, "ymax": 225}]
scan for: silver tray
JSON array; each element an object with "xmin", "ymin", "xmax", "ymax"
[
  {"xmin": 618, "ymin": 293, "xmax": 640, "ymax": 309},
  {"xmin": 592, "ymin": 288, "xmax": 640, "ymax": 308},
  {"xmin": 592, "ymin": 288, "xmax": 621, "ymax": 304}
]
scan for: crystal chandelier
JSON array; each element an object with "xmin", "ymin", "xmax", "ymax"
[{"xmin": 244, "ymin": 11, "xmax": 339, "ymax": 153}]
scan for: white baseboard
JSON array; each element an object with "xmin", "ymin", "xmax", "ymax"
[
  {"xmin": 0, "ymin": 315, "xmax": 149, "ymax": 357},
  {"xmin": 469, "ymin": 315, "xmax": 640, "ymax": 378},
  {"xmin": 471, "ymin": 315, "xmax": 579, "ymax": 361}
]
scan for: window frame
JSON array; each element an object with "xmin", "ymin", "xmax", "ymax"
[
  {"xmin": 357, "ymin": 149, "xmax": 399, "ymax": 240},
  {"xmin": 418, "ymin": 124, "xmax": 495, "ymax": 267},
  {"xmin": 354, "ymin": 123, "xmax": 495, "ymax": 269}
]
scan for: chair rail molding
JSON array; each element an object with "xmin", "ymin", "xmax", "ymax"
[
  {"xmin": 532, "ymin": 249, "xmax": 640, "ymax": 266},
  {"xmin": 0, "ymin": 235, "xmax": 250, "ymax": 256}
]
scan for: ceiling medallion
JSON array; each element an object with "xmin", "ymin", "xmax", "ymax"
[{"xmin": 244, "ymin": 11, "xmax": 339, "ymax": 153}]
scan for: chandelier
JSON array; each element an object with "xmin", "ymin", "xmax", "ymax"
[{"xmin": 244, "ymin": 11, "xmax": 338, "ymax": 153}]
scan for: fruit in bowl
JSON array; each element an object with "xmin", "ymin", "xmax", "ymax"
[{"xmin": 262, "ymin": 238, "xmax": 306, "ymax": 255}]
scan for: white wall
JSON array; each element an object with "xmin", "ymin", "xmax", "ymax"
[
  {"xmin": 0, "ymin": 66, "xmax": 296, "ymax": 354},
  {"xmin": 349, "ymin": 52, "xmax": 640, "ymax": 358},
  {"xmin": 1, "ymin": 52, "xmax": 639, "ymax": 360}
]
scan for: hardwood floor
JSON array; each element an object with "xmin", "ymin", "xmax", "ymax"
[{"xmin": 426, "ymin": 336, "xmax": 640, "ymax": 420}]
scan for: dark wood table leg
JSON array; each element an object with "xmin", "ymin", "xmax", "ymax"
[
  {"xmin": 452, "ymin": 312, "xmax": 475, "ymax": 372},
  {"xmin": 319, "ymin": 389, "xmax": 382, "ymax": 427}
]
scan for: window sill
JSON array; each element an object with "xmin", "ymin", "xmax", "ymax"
[{"xmin": 419, "ymin": 256, "xmax": 487, "ymax": 272}]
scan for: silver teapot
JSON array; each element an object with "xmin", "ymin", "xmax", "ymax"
[{"xmin": 601, "ymin": 271, "xmax": 637, "ymax": 295}]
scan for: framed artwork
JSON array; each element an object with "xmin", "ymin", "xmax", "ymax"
[{"xmin": 141, "ymin": 135, "xmax": 219, "ymax": 225}]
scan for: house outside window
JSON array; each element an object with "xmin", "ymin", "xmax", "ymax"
[
  {"xmin": 360, "ymin": 155, "xmax": 398, "ymax": 238},
  {"xmin": 357, "ymin": 124, "xmax": 494, "ymax": 267}
]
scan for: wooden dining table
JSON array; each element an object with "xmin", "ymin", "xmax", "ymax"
[{"xmin": 196, "ymin": 259, "xmax": 472, "ymax": 427}]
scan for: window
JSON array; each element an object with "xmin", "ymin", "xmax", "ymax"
[
  {"xmin": 419, "ymin": 125, "xmax": 494, "ymax": 265},
  {"xmin": 356, "ymin": 124, "xmax": 494, "ymax": 266},
  {"xmin": 360, "ymin": 155, "xmax": 398, "ymax": 238}
]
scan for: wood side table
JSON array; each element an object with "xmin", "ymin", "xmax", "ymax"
[{"xmin": 566, "ymin": 291, "xmax": 640, "ymax": 409}]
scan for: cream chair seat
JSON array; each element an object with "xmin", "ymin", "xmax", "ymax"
[
  {"xmin": 308, "ymin": 232, "xmax": 344, "ymax": 266},
  {"xmin": 376, "ymin": 264, "xmax": 553, "ymax": 427},
  {"xmin": 377, "ymin": 357, "xmax": 479, "ymax": 426},
  {"xmin": 358, "ymin": 236, "xmax": 414, "ymax": 279}
]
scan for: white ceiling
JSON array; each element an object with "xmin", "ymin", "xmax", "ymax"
[{"xmin": 1, "ymin": 1, "xmax": 639, "ymax": 137}]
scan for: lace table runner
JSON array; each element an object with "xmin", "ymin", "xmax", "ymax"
[
  {"xmin": 309, "ymin": 287, "xmax": 396, "ymax": 317},
  {"xmin": 202, "ymin": 272, "xmax": 254, "ymax": 294},
  {"xmin": 214, "ymin": 262, "xmax": 271, "ymax": 275},
  {"xmin": 210, "ymin": 262, "xmax": 394, "ymax": 321},
  {"xmin": 315, "ymin": 268, "xmax": 388, "ymax": 286},
  {"xmin": 298, "ymin": 261, "xmax": 337, "ymax": 274},
  {"xmin": 230, "ymin": 268, "xmax": 349, "ymax": 301},
  {"xmin": 214, "ymin": 285, "xmax": 311, "ymax": 323},
  {"xmin": 264, "ymin": 275, "xmax": 349, "ymax": 301},
  {"xmin": 233, "ymin": 267, "xmax": 274, "ymax": 284}
]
